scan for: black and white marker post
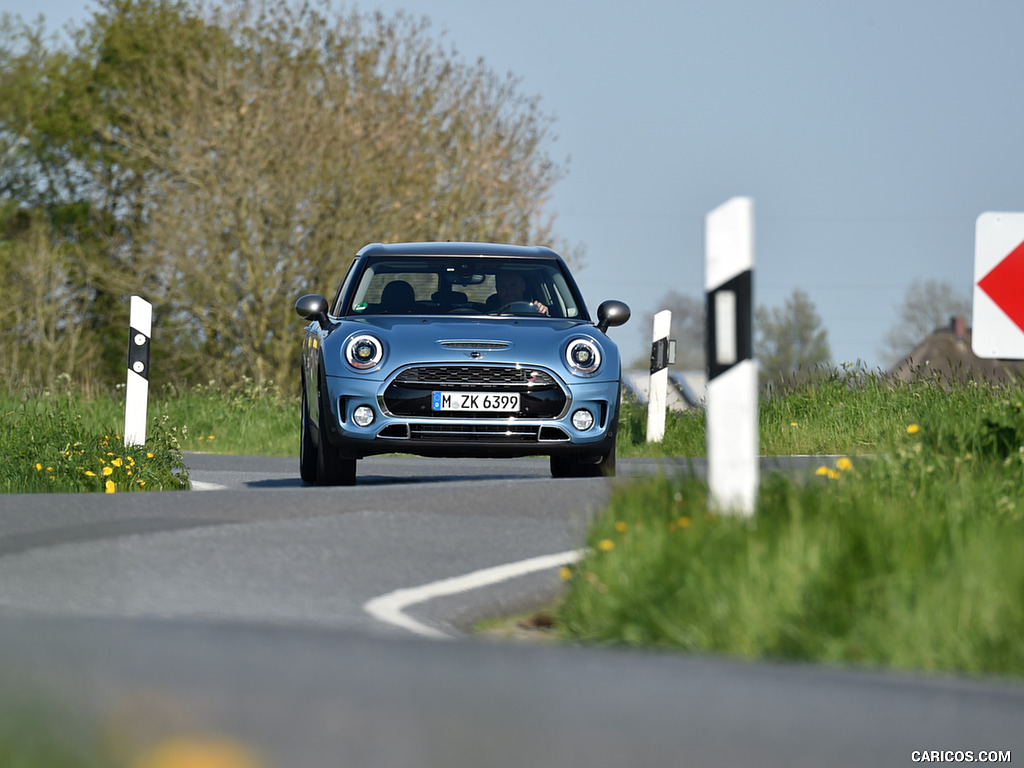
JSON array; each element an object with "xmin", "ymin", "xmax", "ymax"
[
  {"xmin": 705, "ymin": 197, "xmax": 758, "ymax": 516},
  {"xmin": 646, "ymin": 309, "xmax": 672, "ymax": 442},
  {"xmin": 124, "ymin": 296, "xmax": 153, "ymax": 447}
]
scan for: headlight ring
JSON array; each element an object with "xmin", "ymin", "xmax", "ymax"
[
  {"xmin": 346, "ymin": 334, "xmax": 384, "ymax": 370},
  {"xmin": 565, "ymin": 337, "xmax": 602, "ymax": 376}
]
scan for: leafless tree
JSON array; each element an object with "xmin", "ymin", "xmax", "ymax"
[
  {"xmin": 881, "ymin": 279, "xmax": 972, "ymax": 366},
  {"xmin": 756, "ymin": 288, "xmax": 832, "ymax": 385},
  {"xmin": 632, "ymin": 290, "xmax": 706, "ymax": 370},
  {"xmin": 104, "ymin": 1, "xmax": 569, "ymax": 386}
]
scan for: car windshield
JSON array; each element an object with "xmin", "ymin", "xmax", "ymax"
[{"xmin": 345, "ymin": 256, "xmax": 586, "ymax": 319}]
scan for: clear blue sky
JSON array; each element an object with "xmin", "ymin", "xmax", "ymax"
[{"xmin": 8, "ymin": 0, "xmax": 1024, "ymax": 369}]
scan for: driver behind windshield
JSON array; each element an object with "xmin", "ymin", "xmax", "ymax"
[{"xmin": 488, "ymin": 269, "xmax": 549, "ymax": 315}]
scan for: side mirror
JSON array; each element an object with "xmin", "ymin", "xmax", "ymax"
[
  {"xmin": 295, "ymin": 294, "xmax": 329, "ymax": 324},
  {"xmin": 596, "ymin": 300, "xmax": 630, "ymax": 333}
]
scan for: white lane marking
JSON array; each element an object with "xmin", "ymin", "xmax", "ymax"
[
  {"xmin": 191, "ymin": 481, "xmax": 230, "ymax": 491},
  {"xmin": 364, "ymin": 548, "xmax": 587, "ymax": 640}
]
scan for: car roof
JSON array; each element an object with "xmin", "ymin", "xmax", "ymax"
[{"xmin": 356, "ymin": 242, "xmax": 562, "ymax": 260}]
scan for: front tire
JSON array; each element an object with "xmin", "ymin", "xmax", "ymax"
[
  {"xmin": 316, "ymin": 389, "xmax": 357, "ymax": 486},
  {"xmin": 299, "ymin": 383, "xmax": 317, "ymax": 484},
  {"xmin": 550, "ymin": 443, "xmax": 615, "ymax": 478}
]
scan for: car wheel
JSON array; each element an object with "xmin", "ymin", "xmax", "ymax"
[
  {"xmin": 316, "ymin": 389, "xmax": 357, "ymax": 486},
  {"xmin": 549, "ymin": 444, "xmax": 615, "ymax": 478},
  {"xmin": 299, "ymin": 382, "xmax": 317, "ymax": 484},
  {"xmin": 549, "ymin": 454, "xmax": 575, "ymax": 478}
]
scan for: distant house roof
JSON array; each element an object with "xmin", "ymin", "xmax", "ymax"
[{"xmin": 888, "ymin": 317, "xmax": 1024, "ymax": 385}]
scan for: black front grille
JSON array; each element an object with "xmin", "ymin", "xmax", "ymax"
[
  {"xmin": 384, "ymin": 365, "xmax": 565, "ymax": 419},
  {"xmin": 394, "ymin": 365, "xmax": 557, "ymax": 388}
]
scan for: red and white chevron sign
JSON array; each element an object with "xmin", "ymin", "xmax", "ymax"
[{"xmin": 974, "ymin": 212, "xmax": 1024, "ymax": 360}]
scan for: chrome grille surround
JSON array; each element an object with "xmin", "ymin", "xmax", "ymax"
[{"xmin": 381, "ymin": 364, "xmax": 570, "ymax": 421}]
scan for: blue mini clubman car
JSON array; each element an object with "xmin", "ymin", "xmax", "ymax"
[{"xmin": 295, "ymin": 242, "xmax": 630, "ymax": 485}]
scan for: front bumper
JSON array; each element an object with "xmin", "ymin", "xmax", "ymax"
[{"xmin": 320, "ymin": 366, "xmax": 619, "ymax": 460}]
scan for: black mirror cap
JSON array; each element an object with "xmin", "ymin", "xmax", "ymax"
[
  {"xmin": 295, "ymin": 294, "xmax": 329, "ymax": 323},
  {"xmin": 596, "ymin": 300, "xmax": 630, "ymax": 333}
]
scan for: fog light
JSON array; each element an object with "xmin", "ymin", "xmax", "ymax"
[
  {"xmin": 572, "ymin": 408, "xmax": 595, "ymax": 431},
  {"xmin": 353, "ymin": 405, "xmax": 375, "ymax": 427}
]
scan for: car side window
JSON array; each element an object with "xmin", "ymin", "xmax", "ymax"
[{"xmin": 331, "ymin": 258, "xmax": 359, "ymax": 316}]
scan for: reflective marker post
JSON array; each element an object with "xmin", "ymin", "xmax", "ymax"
[
  {"xmin": 124, "ymin": 296, "xmax": 152, "ymax": 447},
  {"xmin": 646, "ymin": 310, "xmax": 672, "ymax": 442},
  {"xmin": 705, "ymin": 198, "xmax": 758, "ymax": 516}
]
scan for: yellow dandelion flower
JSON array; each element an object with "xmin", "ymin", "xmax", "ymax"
[
  {"xmin": 907, "ymin": 424, "xmax": 920, "ymax": 434},
  {"xmin": 790, "ymin": 421, "xmax": 798, "ymax": 427},
  {"xmin": 34, "ymin": 463, "xmax": 43, "ymax": 471},
  {"xmin": 111, "ymin": 457, "xmax": 123, "ymax": 467},
  {"xmin": 597, "ymin": 539, "xmax": 615, "ymax": 552},
  {"xmin": 46, "ymin": 466, "xmax": 53, "ymax": 473},
  {"xmin": 147, "ymin": 452, "xmax": 155, "ymax": 459},
  {"xmin": 836, "ymin": 457, "xmax": 853, "ymax": 471},
  {"xmin": 677, "ymin": 516, "xmax": 691, "ymax": 529},
  {"xmin": 815, "ymin": 466, "xmax": 830, "ymax": 476},
  {"xmin": 138, "ymin": 479, "xmax": 146, "ymax": 487},
  {"xmin": 129, "ymin": 736, "xmax": 263, "ymax": 768},
  {"xmin": 558, "ymin": 566, "xmax": 573, "ymax": 581},
  {"xmin": 827, "ymin": 469, "xmax": 841, "ymax": 480},
  {"xmin": 84, "ymin": 470, "xmax": 97, "ymax": 477},
  {"xmin": 208, "ymin": 435, "xmax": 215, "ymax": 440},
  {"xmin": 102, "ymin": 466, "xmax": 114, "ymax": 476},
  {"xmin": 614, "ymin": 521, "xmax": 628, "ymax": 534},
  {"xmin": 104, "ymin": 480, "xmax": 116, "ymax": 493}
]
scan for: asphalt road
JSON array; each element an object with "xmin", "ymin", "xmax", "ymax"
[{"xmin": 1, "ymin": 455, "xmax": 1021, "ymax": 767}]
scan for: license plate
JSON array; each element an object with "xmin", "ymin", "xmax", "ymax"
[{"xmin": 431, "ymin": 391, "xmax": 520, "ymax": 412}]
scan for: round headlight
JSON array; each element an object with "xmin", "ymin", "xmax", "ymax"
[
  {"xmin": 565, "ymin": 337, "xmax": 602, "ymax": 376},
  {"xmin": 346, "ymin": 334, "xmax": 383, "ymax": 370}
]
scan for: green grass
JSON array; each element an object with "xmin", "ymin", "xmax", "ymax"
[
  {"xmin": 0, "ymin": 378, "xmax": 297, "ymax": 493},
  {"xmin": 560, "ymin": 374, "xmax": 1024, "ymax": 677},
  {"xmin": 152, "ymin": 379, "xmax": 298, "ymax": 457},
  {"xmin": 0, "ymin": 397, "xmax": 189, "ymax": 494}
]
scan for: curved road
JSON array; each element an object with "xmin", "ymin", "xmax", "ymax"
[{"xmin": 1, "ymin": 455, "xmax": 1021, "ymax": 767}]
